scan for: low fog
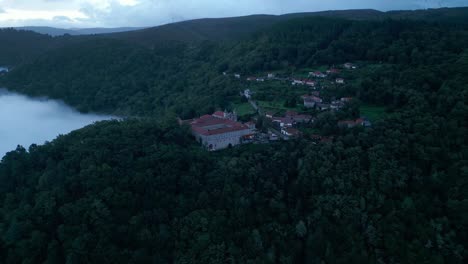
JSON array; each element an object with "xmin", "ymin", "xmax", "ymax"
[{"xmin": 0, "ymin": 89, "xmax": 113, "ymax": 159}]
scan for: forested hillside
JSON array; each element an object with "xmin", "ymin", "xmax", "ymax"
[
  {"xmin": 2, "ymin": 17, "xmax": 468, "ymax": 117},
  {"xmin": 0, "ymin": 29, "xmax": 56, "ymax": 66},
  {"xmin": 0, "ymin": 7, "xmax": 467, "ymax": 264},
  {"xmin": 0, "ymin": 62, "xmax": 466, "ymax": 262}
]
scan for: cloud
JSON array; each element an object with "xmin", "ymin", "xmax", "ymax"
[
  {"xmin": 0, "ymin": 0, "xmax": 467, "ymax": 28},
  {"xmin": 53, "ymin": 15, "xmax": 72, "ymax": 22}
]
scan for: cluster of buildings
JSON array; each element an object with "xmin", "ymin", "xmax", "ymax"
[
  {"xmin": 267, "ymin": 111, "xmax": 314, "ymax": 138},
  {"xmin": 183, "ymin": 111, "xmax": 256, "ymax": 151},
  {"xmin": 302, "ymin": 94, "xmax": 354, "ymax": 111},
  {"xmin": 292, "ymin": 79, "xmax": 316, "ymax": 86}
]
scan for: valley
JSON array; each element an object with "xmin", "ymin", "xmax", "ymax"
[{"xmin": 0, "ymin": 7, "xmax": 467, "ymax": 264}]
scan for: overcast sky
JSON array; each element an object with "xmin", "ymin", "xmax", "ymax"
[{"xmin": 0, "ymin": 0, "xmax": 467, "ymax": 28}]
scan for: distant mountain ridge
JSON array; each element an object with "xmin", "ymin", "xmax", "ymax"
[
  {"xmin": 11, "ymin": 26, "xmax": 145, "ymax": 36},
  {"xmin": 1, "ymin": 7, "xmax": 468, "ymax": 66},
  {"xmin": 106, "ymin": 7, "xmax": 468, "ymax": 45}
]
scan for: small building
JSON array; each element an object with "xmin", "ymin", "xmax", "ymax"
[
  {"xmin": 269, "ymin": 133, "xmax": 279, "ymax": 141},
  {"xmin": 234, "ymin": 74, "xmax": 241, "ymax": 79},
  {"xmin": 268, "ymin": 73, "xmax": 275, "ymax": 78},
  {"xmin": 265, "ymin": 111, "xmax": 275, "ymax": 119},
  {"xmin": 292, "ymin": 79, "xmax": 305, "ymax": 86},
  {"xmin": 316, "ymin": 103, "xmax": 331, "ymax": 111},
  {"xmin": 272, "ymin": 117, "xmax": 294, "ymax": 128},
  {"xmin": 281, "ymin": 127, "xmax": 302, "ymax": 138},
  {"xmin": 212, "ymin": 110, "xmax": 237, "ymax": 121},
  {"xmin": 293, "ymin": 114, "xmax": 314, "ymax": 124},
  {"xmin": 305, "ymin": 80, "xmax": 316, "ymax": 87},
  {"xmin": 309, "ymin": 71, "xmax": 327, "ymax": 78},
  {"xmin": 0, "ymin": 67, "xmax": 9, "ymax": 73},
  {"xmin": 243, "ymin": 89, "xmax": 252, "ymax": 99},
  {"xmin": 247, "ymin": 77, "xmax": 256, "ymax": 81},
  {"xmin": 344, "ymin": 63, "xmax": 356, "ymax": 69},
  {"xmin": 341, "ymin": 97, "xmax": 353, "ymax": 103},
  {"xmin": 256, "ymin": 78, "xmax": 265, "ymax": 82},
  {"xmin": 326, "ymin": 68, "xmax": 340, "ymax": 74},
  {"xmin": 302, "ymin": 95, "xmax": 323, "ymax": 108},
  {"xmin": 331, "ymin": 100, "xmax": 344, "ymax": 110},
  {"xmin": 336, "ymin": 78, "xmax": 345, "ymax": 84}
]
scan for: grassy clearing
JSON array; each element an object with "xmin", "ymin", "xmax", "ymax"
[{"xmin": 234, "ymin": 102, "xmax": 256, "ymax": 116}]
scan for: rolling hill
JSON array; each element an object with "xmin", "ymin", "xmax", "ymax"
[{"xmin": 13, "ymin": 26, "xmax": 145, "ymax": 36}]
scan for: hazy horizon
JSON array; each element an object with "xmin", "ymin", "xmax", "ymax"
[{"xmin": 0, "ymin": 0, "xmax": 467, "ymax": 29}]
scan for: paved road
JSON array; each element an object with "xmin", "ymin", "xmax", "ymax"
[{"xmin": 249, "ymin": 100, "xmax": 261, "ymax": 114}]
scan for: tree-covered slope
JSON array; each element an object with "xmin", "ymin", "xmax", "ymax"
[
  {"xmin": 0, "ymin": 29, "xmax": 56, "ymax": 66},
  {"xmin": 0, "ymin": 7, "xmax": 467, "ymax": 264},
  {"xmin": 2, "ymin": 17, "xmax": 468, "ymax": 117},
  {"xmin": 0, "ymin": 64, "xmax": 466, "ymax": 262}
]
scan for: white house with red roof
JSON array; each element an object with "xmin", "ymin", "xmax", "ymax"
[
  {"xmin": 187, "ymin": 112, "xmax": 254, "ymax": 151},
  {"xmin": 302, "ymin": 95, "xmax": 323, "ymax": 108}
]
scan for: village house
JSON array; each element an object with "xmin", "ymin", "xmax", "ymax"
[
  {"xmin": 243, "ymin": 89, "xmax": 252, "ymax": 99},
  {"xmin": 305, "ymin": 80, "xmax": 316, "ymax": 87},
  {"xmin": 309, "ymin": 71, "xmax": 327, "ymax": 78},
  {"xmin": 302, "ymin": 95, "xmax": 323, "ymax": 108},
  {"xmin": 292, "ymin": 79, "xmax": 306, "ymax": 85},
  {"xmin": 331, "ymin": 100, "xmax": 344, "ymax": 110},
  {"xmin": 234, "ymin": 74, "xmax": 241, "ymax": 79},
  {"xmin": 316, "ymin": 103, "xmax": 331, "ymax": 111},
  {"xmin": 285, "ymin": 111, "xmax": 313, "ymax": 124},
  {"xmin": 268, "ymin": 73, "xmax": 275, "ymax": 78},
  {"xmin": 336, "ymin": 78, "xmax": 345, "ymax": 84},
  {"xmin": 272, "ymin": 117, "xmax": 295, "ymax": 128},
  {"xmin": 186, "ymin": 111, "xmax": 254, "ymax": 151},
  {"xmin": 265, "ymin": 111, "xmax": 275, "ymax": 119},
  {"xmin": 331, "ymin": 97, "xmax": 353, "ymax": 110},
  {"xmin": 281, "ymin": 127, "xmax": 302, "ymax": 138},
  {"xmin": 343, "ymin": 63, "xmax": 356, "ymax": 69},
  {"xmin": 256, "ymin": 77, "xmax": 265, "ymax": 82},
  {"xmin": 326, "ymin": 68, "xmax": 340, "ymax": 74},
  {"xmin": 293, "ymin": 114, "xmax": 314, "ymax": 123},
  {"xmin": 247, "ymin": 77, "xmax": 256, "ymax": 81}
]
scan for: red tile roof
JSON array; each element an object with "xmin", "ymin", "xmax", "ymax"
[
  {"xmin": 212, "ymin": 111, "xmax": 225, "ymax": 118},
  {"xmin": 190, "ymin": 114, "xmax": 250, "ymax": 136}
]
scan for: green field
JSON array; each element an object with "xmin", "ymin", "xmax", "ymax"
[
  {"xmin": 360, "ymin": 104, "xmax": 386, "ymax": 121},
  {"xmin": 257, "ymin": 100, "xmax": 303, "ymax": 113},
  {"xmin": 234, "ymin": 102, "xmax": 256, "ymax": 116}
]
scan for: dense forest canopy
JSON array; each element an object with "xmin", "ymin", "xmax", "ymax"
[{"xmin": 0, "ymin": 7, "xmax": 467, "ymax": 264}]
